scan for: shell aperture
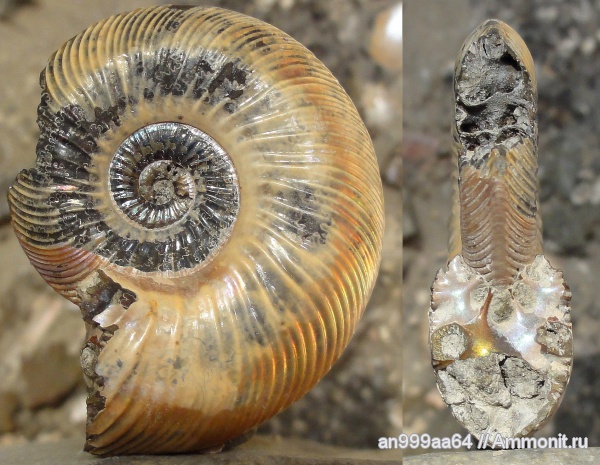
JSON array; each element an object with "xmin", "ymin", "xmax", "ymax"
[
  {"xmin": 8, "ymin": 6, "xmax": 384, "ymax": 456},
  {"xmin": 430, "ymin": 20, "xmax": 572, "ymax": 439}
]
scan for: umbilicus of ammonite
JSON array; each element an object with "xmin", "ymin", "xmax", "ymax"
[
  {"xmin": 429, "ymin": 20, "xmax": 572, "ymax": 439},
  {"xmin": 7, "ymin": 5, "xmax": 384, "ymax": 456}
]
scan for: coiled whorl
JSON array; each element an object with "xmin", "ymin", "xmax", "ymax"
[{"xmin": 8, "ymin": 5, "xmax": 384, "ymax": 456}]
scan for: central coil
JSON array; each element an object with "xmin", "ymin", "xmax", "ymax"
[{"xmin": 106, "ymin": 122, "xmax": 239, "ymax": 271}]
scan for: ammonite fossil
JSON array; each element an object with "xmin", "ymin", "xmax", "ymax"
[
  {"xmin": 429, "ymin": 20, "xmax": 572, "ymax": 438},
  {"xmin": 8, "ymin": 6, "xmax": 384, "ymax": 456}
]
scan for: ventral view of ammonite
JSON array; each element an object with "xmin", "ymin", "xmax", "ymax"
[
  {"xmin": 3, "ymin": 1, "xmax": 600, "ymax": 464},
  {"xmin": 402, "ymin": 0, "xmax": 599, "ymax": 463},
  {"xmin": 429, "ymin": 19, "xmax": 572, "ymax": 440}
]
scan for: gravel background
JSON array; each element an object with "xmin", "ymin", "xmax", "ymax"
[
  {"xmin": 7, "ymin": 0, "xmax": 597, "ymax": 461},
  {"xmin": 0, "ymin": 0, "xmax": 402, "ymax": 459},
  {"xmin": 404, "ymin": 0, "xmax": 600, "ymax": 456},
  {"xmin": 0, "ymin": 0, "xmax": 600, "ymax": 458}
]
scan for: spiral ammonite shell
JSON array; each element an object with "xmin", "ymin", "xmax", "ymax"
[
  {"xmin": 8, "ymin": 6, "xmax": 384, "ymax": 456},
  {"xmin": 430, "ymin": 20, "xmax": 572, "ymax": 438}
]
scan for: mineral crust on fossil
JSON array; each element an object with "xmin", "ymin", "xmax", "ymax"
[
  {"xmin": 8, "ymin": 5, "xmax": 384, "ymax": 456},
  {"xmin": 429, "ymin": 19, "xmax": 572, "ymax": 439}
]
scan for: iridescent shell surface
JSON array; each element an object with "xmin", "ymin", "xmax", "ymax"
[
  {"xmin": 8, "ymin": 5, "xmax": 384, "ymax": 456},
  {"xmin": 430, "ymin": 20, "xmax": 572, "ymax": 439}
]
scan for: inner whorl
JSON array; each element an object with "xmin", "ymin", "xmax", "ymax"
[{"xmin": 106, "ymin": 122, "xmax": 239, "ymax": 272}]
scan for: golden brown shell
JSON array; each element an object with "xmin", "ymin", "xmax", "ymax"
[
  {"xmin": 8, "ymin": 6, "xmax": 384, "ymax": 455},
  {"xmin": 430, "ymin": 20, "xmax": 572, "ymax": 439}
]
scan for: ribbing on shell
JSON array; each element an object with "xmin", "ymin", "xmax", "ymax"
[
  {"xmin": 8, "ymin": 6, "xmax": 384, "ymax": 456},
  {"xmin": 430, "ymin": 20, "xmax": 572, "ymax": 439}
]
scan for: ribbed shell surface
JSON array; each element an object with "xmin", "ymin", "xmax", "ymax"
[
  {"xmin": 431, "ymin": 19, "xmax": 572, "ymax": 440},
  {"xmin": 450, "ymin": 20, "xmax": 541, "ymax": 285},
  {"xmin": 8, "ymin": 6, "xmax": 383, "ymax": 455}
]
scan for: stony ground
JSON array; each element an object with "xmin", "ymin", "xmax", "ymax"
[
  {"xmin": 0, "ymin": 0, "xmax": 600, "ymax": 460},
  {"xmin": 5, "ymin": 0, "xmax": 596, "ymax": 462},
  {"xmin": 404, "ymin": 0, "xmax": 600, "ymax": 456},
  {"xmin": 0, "ymin": 0, "xmax": 402, "ymax": 459}
]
